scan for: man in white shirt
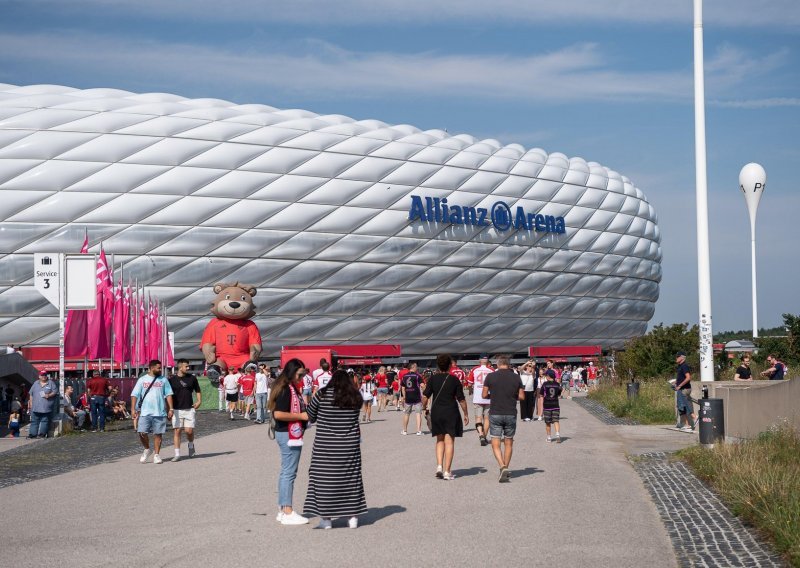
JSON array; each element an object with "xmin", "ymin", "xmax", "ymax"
[
  {"xmin": 223, "ymin": 369, "xmax": 241, "ymax": 420},
  {"xmin": 470, "ymin": 355, "xmax": 494, "ymax": 446},
  {"xmin": 311, "ymin": 359, "xmax": 332, "ymax": 394},
  {"xmin": 255, "ymin": 363, "xmax": 269, "ymax": 424}
]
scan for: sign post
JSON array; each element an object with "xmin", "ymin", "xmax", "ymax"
[{"xmin": 33, "ymin": 253, "xmax": 97, "ymax": 436}]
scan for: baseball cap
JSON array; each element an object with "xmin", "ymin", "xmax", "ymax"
[
  {"xmin": 479, "ymin": 354, "xmax": 489, "ymax": 360},
  {"xmin": 676, "ymin": 351, "xmax": 686, "ymax": 358}
]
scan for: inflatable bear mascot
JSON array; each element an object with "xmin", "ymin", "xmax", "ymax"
[{"xmin": 200, "ymin": 282, "xmax": 262, "ymax": 386}]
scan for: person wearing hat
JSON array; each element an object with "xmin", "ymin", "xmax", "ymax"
[
  {"xmin": 28, "ymin": 371, "xmax": 58, "ymax": 438},
  {"xmin": 673, "ymin": 352, "xmax": 697, "ymax": 432}
]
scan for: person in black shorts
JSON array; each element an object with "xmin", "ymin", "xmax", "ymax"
[{"xmin": 540, "ymin": 373, "xmax": 562, "ymax": 443}]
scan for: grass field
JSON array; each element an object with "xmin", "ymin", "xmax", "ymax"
[
  {"xmin": 678, "ymin": 424, "xmax": 800, "ymax": 567},
  {"xmin": 587, "ymin": 378, "xmax": 676, "ymax": 424}
]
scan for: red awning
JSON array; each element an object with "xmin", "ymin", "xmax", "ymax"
[
  {"xmin": 286, "ymin": 344, "xmax": 402, "ymax": 357},
  {"xmin": 528, "ymin": 345, "xmax": 602, "ymax": 357},
  {"xmin": 339, "ymin": 358, "xmax": 383, "ymax": 366}
]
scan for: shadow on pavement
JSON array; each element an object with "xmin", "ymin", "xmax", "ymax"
[
  {"xmin": 185, "ymin": 451, "xmax": 236, "ymax": 460},
  {"xmin": 359, "ymin": 505, "xmax": 407, "ymax": 526},
  {"xmin": 451, "ymin": 466, "xmax": 488, "ymax": 478},
  {"xmin": 510, "ymin": 466, "xmax": 543, "ymax": 478}
]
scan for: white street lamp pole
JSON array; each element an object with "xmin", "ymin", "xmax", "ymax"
[
  {"xmin": 739, "ymin": 163, "xmax": 766, "ymax": 339},
  {"xmin": 693, "ymin": 0, "xmax": 714, "ymax": 382}
]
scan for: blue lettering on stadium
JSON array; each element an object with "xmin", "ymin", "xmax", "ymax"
[{"xmin": 407, "ymin": 195, "xmax": 566, "ymax": 234}]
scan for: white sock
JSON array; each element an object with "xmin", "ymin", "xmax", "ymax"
[{"xmin": 174, "ymin": 449, "xmax": 180, "ymax": 456}]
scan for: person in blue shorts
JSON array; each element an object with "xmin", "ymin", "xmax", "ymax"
[{"xmin": 131, "ymin": 359, "xmax": 174, "ymax": 464}]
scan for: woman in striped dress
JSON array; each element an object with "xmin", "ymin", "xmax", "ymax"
[{"xmin": 304, "ymin": 369, "xmax": 367, "ymax": 529}]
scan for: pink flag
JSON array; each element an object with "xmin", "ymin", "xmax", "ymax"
[
  {"xmin": 122, "ymin": 284, "xmax": 132, "ymax": 363},
  {"xmin": 148, "ymin": 300, "xmax": 161, "ymax": 362},
  {"xmin": 64, "ymin": 230, "xmax": 89, "ymax": 357},
  {"xmin": 112, "ymin": 281, "xmax": 126, "ymax": 363},
  {"xmin": 163, "ymin": 303, "xmax": 174, "ymax": 366},
  {"xmin": 87, "ymin": 248, "xmax": 113, "ymax": 359},
  {"xmin": 136, "ymin": 292, "xmax": 148, "ymax": 366}
]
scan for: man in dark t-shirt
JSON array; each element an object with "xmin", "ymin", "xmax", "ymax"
[
  {"xmin": 168, "ymin": 359, "xmax": 202, "ymax": 461},
  {"xmin": 401, "ymin": 363, "xmax": 424, "ymax": 435},
  {"xmin": 674, "ymin": 352, "xmax": 696, "ymax": 431},
  {"xmin": 482, "ymin": 355, "xmax": 524, "ymax": 482},
  {"xmin": 761, "ymin": 355, "xmax": 786, "ymax": 381},
  {"xmin": 733, "ymin": 356, "xmax": 753, "ymax": 381}
]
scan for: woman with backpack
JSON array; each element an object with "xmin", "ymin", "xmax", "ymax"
[{"xmin": 359, "ymin": 374, "xmax": 376, "ymax": 423}]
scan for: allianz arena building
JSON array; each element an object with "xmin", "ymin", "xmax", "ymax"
[{"xmin": 0, "ymin": 84, "xmax": 661, "ymax": 359}]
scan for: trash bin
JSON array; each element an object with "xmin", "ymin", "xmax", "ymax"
[
  {"xmin": 699, "ymin": 398, "xmax": 724, "ymax": 447},
  {"xmin": 627, "ymin": 381, "xmax": 640, "ymax": 400}
]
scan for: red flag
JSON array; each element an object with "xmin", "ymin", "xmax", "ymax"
[
  {"xmin": 148, "ymin": 300, "xmax": 161, "ymax": 362},
  {"xmin": 122, "ymin": 284, "xmax": 132, "ymax": 363},
  {"xmin": 87, "ymin": 248, "xmax": 113, "ymax": 359},
  {"xmin": 64, "ymin": 230, "xmax": 89, "ymax": 357},
  {"xmin": 136, "ymin": 292, "xmax": 148, "ymax": 366},
  {"xmin": 112, "ymin": 281, "xmax": 126, "ymax": 363}
]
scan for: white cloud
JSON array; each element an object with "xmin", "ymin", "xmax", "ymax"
[
  {"xmin": 711, "ymin": 97, "xmax": 800, "ymax": 108},
  {"xmin": 0, "ymin": 32, "xmax": 788, "ymax": 105},
  {"xmin": 20, "ymin": 0, "xmax": 800, "ymax": 27}
]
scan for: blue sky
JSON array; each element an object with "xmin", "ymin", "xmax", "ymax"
[{"xmin": 1, "ymin": 0, "xmax": 798, "ymax": 333}]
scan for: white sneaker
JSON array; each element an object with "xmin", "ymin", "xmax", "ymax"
[
  {"xmin": 546, "ymin": 436, "xmax": 552, "ymax": 443},
  {"xmin": 401, "ymin": 430, "xmax": 407, "ymax": 435},
  {"xmin": 416, "ymin": 431, "xmax": 422, "ymax": 436},
  {"xmin": 348, "ymin": 516, "xmax": 358, "ymax": 529},
  {"xmin": 280, "ymin": 511, "xmax": 309, "ymax": 525},
  {"xmin": 245, "ymin": 414, "xmax": 250, "ymax": 421},
  {"xmin": 153, "ymin": 454, "xmax": 163, "ymax": 464},
  {"xmin": 276, "ymin": 511, "xmax": 284, "ymax": 522},
  {"xmin": 171, "ymin": 454, "xmax": 180, "ymax": 462},
  {"xmin": 140, "ymin": 449, "xmax": 153, "ymax": 463},
  {"xmin": 317, "ymin": 519, "xmax": 332, "ymax": 530}
]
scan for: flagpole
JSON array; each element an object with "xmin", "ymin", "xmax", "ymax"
[{"xmin": 133, "ymin": 280, "xmax": 139, "ymax": 377}]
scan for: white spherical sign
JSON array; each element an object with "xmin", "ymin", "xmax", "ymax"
[{"xmin": 739, "ymin": 162, "xmax": 766, "ymax": 225}]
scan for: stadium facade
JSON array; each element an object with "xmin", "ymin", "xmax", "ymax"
[{"xmin": 0, "ymin": 84, "xmax": 662, "ymax": 359}]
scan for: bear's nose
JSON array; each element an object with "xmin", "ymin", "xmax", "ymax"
[{"xmin": 229, "ymin": 301, "xmax": 241, "ymax": 309}]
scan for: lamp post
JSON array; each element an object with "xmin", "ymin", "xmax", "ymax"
[
  {"xmin": 739, "ymin": 163, "xmax": 766, "ymax": 338},
  {"xmin": 693, "ymin": 0, "xmax": 714, "ymax": 382}
]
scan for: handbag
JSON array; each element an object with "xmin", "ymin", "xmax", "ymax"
[{"xmin": 425, "ymin": 375, "xmax": 450, "ymax": 432}]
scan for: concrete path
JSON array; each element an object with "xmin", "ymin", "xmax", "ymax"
[{"xmin": 1, "ymin": 398, "xmax": 677, "ymax": 568}]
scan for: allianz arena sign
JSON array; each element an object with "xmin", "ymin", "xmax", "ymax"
[{"xmin": 408, "ymin": 195, "xmax": 566, "ymax": 234}]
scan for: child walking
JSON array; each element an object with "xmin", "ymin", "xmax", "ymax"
[{"xmin": 540, "ymin": 373, "xmax": 563, "ymax": 443}]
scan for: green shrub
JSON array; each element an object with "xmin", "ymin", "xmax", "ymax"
[
  {"xmin": 616, "ymin": 323, "xmax": 699, "ymax": 381},
  {"xmin": 588, "ymin": 378, "xmax": 676, "ymax": 424},
  {"xmin": 679, "ymin": 423, "xmax": 800, "ymax": 567}
]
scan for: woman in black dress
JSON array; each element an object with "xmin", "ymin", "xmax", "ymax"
[
  {"xmin": 304, "ymin": 369, "xmax": 367, "ymax": 529},
  {"xmin": 422, "ymin": 354, "xmax": 469, "ymax": 480}
]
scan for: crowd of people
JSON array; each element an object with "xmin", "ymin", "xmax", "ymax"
[{"xmin": 265, "ymin": 354, "xmax": 583, "ymax": 528}]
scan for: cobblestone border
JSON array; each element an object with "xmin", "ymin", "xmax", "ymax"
[
  {"xmin": 0, "ymin": 411, "xmax": 255, "ymax": 489},
  {"xmin": 631, "ymin": 452, "xmax": 785, "ymax": 568},
  {"xmin": 573, "ymin": 396, "xmax": 639, "ymax": 425}
]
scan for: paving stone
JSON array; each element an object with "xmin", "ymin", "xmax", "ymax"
[
  {"xmin": 573, "ymin": 395, "xmax": 639, "ymax": 425},
  {"xmin": 631, "ymin": 452, "xmax": 786, "ymax": 568},
  {"xmin": 0, "ymin": 411, "xmax": 256, "ymax": 488}
]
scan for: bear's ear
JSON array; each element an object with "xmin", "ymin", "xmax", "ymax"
[
  {"xmin": 212, "ymin": 283, "xmax": 226, "ymax": 294},
  {"xmin": 243, "ymin": 285, "xmax": 257, "ymax": 297}
]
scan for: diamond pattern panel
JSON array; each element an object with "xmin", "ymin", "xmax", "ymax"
[{"xmin": 0, "ymin": 84, "xmax": 661, "ymax": 357}]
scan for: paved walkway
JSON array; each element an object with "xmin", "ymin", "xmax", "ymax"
[{"xmin": 0, "ymin": 397, "xmax": 677, "ymax": 568}]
